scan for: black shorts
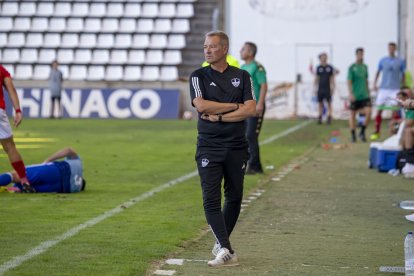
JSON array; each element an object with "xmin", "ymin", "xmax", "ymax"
[
  {"xmin": 317, "ymin": 91, "xmax": 331, "ymax": 103},
  {"xmin": 350, "ymin": 98, "xmax": 371, "ymax": 111}
]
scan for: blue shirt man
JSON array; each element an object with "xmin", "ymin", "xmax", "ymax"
[{"xmin": 378, "ymin": 56, "xmax": 405, "ymax": 89}]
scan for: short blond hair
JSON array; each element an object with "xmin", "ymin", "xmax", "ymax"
[{"xmin": 205, "ymin": 30, "xmax": 229, "ymax": 49}]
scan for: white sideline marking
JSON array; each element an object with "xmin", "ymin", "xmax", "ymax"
[
  {"xmin": 154, "ymin": 270, "xmax": 176, "ymax": 275},
  {"xmin": 166, "ymin": 259, "xmax": 184, "ymax": 265},
  {"xmin": 1, "ymin": 121, "xmax": 310, "ymax": 274},
  {"xmin": 379, "ymin": 266, "xmax": 404, "ymax": 273}
]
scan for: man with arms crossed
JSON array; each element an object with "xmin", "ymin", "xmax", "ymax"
[
  {"xmin": 190, "ymin": 31, "xmax": 256, "ymax": 267},
  {"xmin": 348, "ymin": 48, "xmax": 371, "ymax": 142}
]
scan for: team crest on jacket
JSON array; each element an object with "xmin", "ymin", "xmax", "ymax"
[
  {"xmin": 202, "ymin": 158, "xmax": 209, "ymax": 167},
  {"xmin": 231, "ymin": 78, "xmax": 240, "ymax": 87}
]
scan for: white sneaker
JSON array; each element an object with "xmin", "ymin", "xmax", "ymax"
[
  {"xmin": 207, "ymin": 248, "xmax": 239, "ymax": 267},
  {"xmin": 403, "ymin": 163, "xmax": 414, "ymax": 175},
  {"xmin": 212, "ymin": 242, "xmax": 220, "ymax": 256}
]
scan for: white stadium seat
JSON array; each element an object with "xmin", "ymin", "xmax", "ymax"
[
  {"xmin": 38, "ymin": 49, "xmax": 56, "ymax": 63},
  {"xmin": 67, "ymin": 18, "xmax": 84, "ymax": 32},
  {"xmin": 168, "ymin": 34, "xmax": 186, "ymax": 49},
  {"xmin": 57, "ymin": 49, "xmax": 74, "ymax": 63},
  {"xmin": 149, "ymin": 34, "xmax": 167, "ymax": 48},
  {"xmin": 74, "ymin": 49, "xmax": 92, "ymax": 64},
  {"xmin": 176, "ymin": 4, "xmax": 194, "ymax": 17},
  {"xmin": 102, "ymin": 19, "xmax": 119, "ymax": 32},
  {"xmin": 33, "ymin": 65, "xmax": 51, "ymax": 80},
  {"xmin": 2, "ymin": 49, "xmax": 20, "ymax": 63},
  {"xmin": 132, "ymin": 34, "xmax": 150, "ymax": 48},
  {"xmin": 44, "ymin": 34, "xmax": 61, "ymax": 47},
  {"xmin": 114, "ymin": 34, "xmax": 132, "ymax": 48},
  {"xmin": 89, "ymin": 3, "xmax": 106, "ymax": 17},
  {"xmin": 163, "ymin": 50, "xmax": 182, "ymax": 65},
  {"xmin": 128, "ymin": 50, "xmax": 145, "ymax": 64},
  {"xmin": 37, "ymin": 2, "xmax": 54, "ymax": 16},
  {"xmin": 26, "ymin": 33, "xmax": 43, "ymax": 47},
  {"xmin": 14, "ymin": 18, "xmax": 31, "ymax": 31},
  {"xmin": 49, "ymin": 18, "xmax": 66, "ymax": 32},
  {"xmin": 105, "ymin": 66, "xmax": 123, "ymax": 81},
  {"xmin": 87, "ymin": 66, "xmax": 105, "ymax": 81},
  {"xmin": 79, "ymin": 34, "xmax": 97, "ymax": 48},
  {"xmin": 2, "ymin": 65, "xmax": 15, "ymax": 77},
  {"xmin": 59, "ymin": 65, "xmax": 69, "ymax": 79},
  {"xmin": 0, "ymin": 18, "xmax": 13, "ymax": 31},
  {"xmin": 141, "ymin": 66, "xmax": 159, "ymax": 81},
  {"xmin": 15, "ymin": 65, "xmax": 33, "ymax": 80},
  {"xmin": 159, "ymin": 66, "xmax": 178, "ymax": 81},
  {"xmin": 69, "ymin": 65, "xmax": 87, "ymax": 80},
  {"xmin": 123, "ymin": 66, "xmax": 141, "ymax": 81},
  {"xmin": 124, "ymin": 3, "xmax": 141, "ymax": 17},
  {"xmin": 145, "ymin": 50, "xmax": 163, "ymax": 65},
  {"xmin": 137, "ymin": 19, "xmax": 153, "ymax": 32},
  {"xmin": 2, "ymin": 2, "xmax": 18, "ymax": 16},
  {"xmin": 141, "ymin": 3, "xmax": 158, "ymax": 17},
  {"xmin": 110, "ymin": 50, "xmax": 128, "ymax": 64},
  {"xmin": 91, "ymin": 49, "xmax": 110, "ymax": 64},
  {"xmin": 8, "ymin": 33, "xmax": 25, "ymax": 47},
  {"xmin": 119, "ymin": 19, "xmax": 136, "ymax": 33},
  {"xmin": 31, "ymin": 18, "xmax": 48, "ymax": 31},
  {"xmin": 97, "ymin": 34, "xmax": 114, "ymax": 48},
  {"xmin": 85, "ymin": 18, "xmax": 101, "ymax": 32},
  {"xmin": 158, "ymin": 4, "xmax": 176, "ymax": 18},
  {"xmin": 19, "ymin": 2, "xmax": 36, "ymax": 16},
  {"xmin": 154, "ymin": 19, "xmax": 171, "ymax": 33},
  {"xmin": 72, "ymin": 3, "xmax": 89, "ymax": 17},
  {"xmin": 20, "ymin": 49, "xmax": 38, "ymax": 63},
  {"xmin": 62, "ymin": 34, "xmax": 79, "ymax": 48},
  {"xmin": 0, "ymin": 34, "xmax": 7, "ymax": 47},
  {"xmin": 107, "ymin": 3, "xmax": 123, "ymax": 17},
  {"xmin": 55, "ymin": 3, "xmax": 72, "ymax": 16},
  {"xmin": 172, "ymin": 19, "xmax": 190, "ymax": 33}
]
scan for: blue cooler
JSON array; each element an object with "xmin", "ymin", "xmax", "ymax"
[
  {"xmin": 368, "ymin": 142, "xmax": 381, "ymax": 169},
  {"xmin": 377, "ymin": 144, "xmax": 401, "ymax": 172}
]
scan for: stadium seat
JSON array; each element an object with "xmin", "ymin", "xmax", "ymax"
[
  {"xmin": 124, "ymin": 3, "xmax": 141, "ymax": 17},
  {"xmin": 137, "ymin": 19, "xmax": 154, "ymax": 32},
  {"xmin": 19, "ymin": 2, "xmax": 36, "ymax": 16},
  {"xmin": 20, "ymin": 49, "xmax": 38, "ymax": 63},
  {"xmin": 33, "ymin": 65, "xmax": 51, "ymax": 80},
  {"xmin": 123, "ymin": 66, "xmax": 141, "ymax": 81},
  {"xmin": 128, "ymin": 50, "xmax": 146, "ymax": 64},
  {"xmin": 57, "ymin": 49, "xmax": 74, "ymax": 64},
  {"xmin": 172, "ymin": 19, "xmax": 190, "ymax": 33},
  {"xmin": 15, "ymin": 65, "xmax": 33, "ymax": 80},
  {"xmin": 176, "ymin": 4, "xmax": 194, "ymax": 17},
  {"xmin": 44, "ymin": 34, "xmax": 61, "ymax": 47},
  {"xmin": 1, "ymin": 2, "xmax": 18, "ymax": 16},
  {"xmin": 85, "ymin": 18, "xmax": 101, "ymax": 32},
  {"xmin": 74, "ymin": 49, "xmax": 92, "ymax": 64},
  {"xmin": 105, "ymin": 66, "xmax": 123, "ymax": 81},
  {"xmin": 62, "ymin": 34, "xmax": 79, "ymax": 48},
  {"xmin": 59, "ymin": 65, "xmax": 69, "ymax": 79},
  {"xmin": 158, "ymin": 3, "xmax": 176, "ymax": 18},
  {"xmin": 114, "ymin": 34, "xmax": 132, "ymax": 48},
  {"xmin": 86, "ymin": 65, "xmax": 105, "ymax": 81},
  {"xmin": 132, "ymin": 34, "xmax": 150, "ymax": 48},
  {"xmin": 55, "ymin": 3, "xmax": 72, "ymax": 16},
  {"xmin": 7, "ymin": 33, "xmax": 25, "ymax": 47},
  {"xmin": 154, "ymin": 19, "xmax": 171, "ymax": 33},
  {"xmin": 110, "ymin": 50, "xmax": 128, "ymax": 64},
  {"xmin": 48, "ymin": 18, "xmax": 66, "ymax": 32},
  {"xmin": 0, "ymin": 18, "xmax": 13, "ymax": 31},
  {"xmin": 72, "ymin": 3, "xmax": 89, "ymax": 17},
  {"xmin": 141, "ymin": 66, "xmax": 159, "ymax": 81},
  {"xmin": 150, "ymin": 34, "xmax": 167, "ymax": 48},
  {"xmin": 92, "ymin": 49, "xmax": 110, "ymax": 64},
  {"xmin": 14, "ymin": 18, "xmax": 31, "ymax": 31},
  {"xmin": 163, "ymin": 50, "xmax": 182, "ymax": 65},
  {"xmin": 89, "ymin": 3, "xmax": 106, "ymax": 17},
  {"xmin": 66, "ymin": 18, "xmax": 84, "ymax": 32},
  {"xmin": 97, "ymin": 34, "xmax": 114, "ymax": 48},
  {"xmin": 26, "ymin": 33, "xmax": 43, "ymax": 47},
  {"xmin": 141, "ymin": 3, "xmax": 158, "ymax": 17},
  {"xmin": 38, "ymin": 49, "xmax": 56, "ymax": 63},
  {"xmin": 69, "ymin": 65, "xmax": 87, "ymax": 80},
  {"xmin": 79, "ymin": 34, "xmax": 97, "ymax": 48},
  {"xmin": 102, "ymin": 18, "xmax": 119, "ymax": 32},
  {"xmin": 0, "ymin": 34, "xmax": 7, "ymax": 47},
  {"xmin": 31, "ymin": 18, "xmax": 49, "ymax": 31},
  {"xmin": 119, "ymin": 19, "xmax": 136, "ymax": 33},
  {"xmin": 167, "ymin": 34, "xmax": 186, "ymax": 49},
  {"xmin": 37, "ymin": 2, "xmax": 54, "ymax": 16},
  {"xmin": 107, "ymin": 3, "xmax": 124, "ymax": 17},
  {"xmin": 145, "ymin": 50, "xmax": 163, "ymax": 65},
  {"xmin": 2, "ymin": 49, "xmax": 20, "ymax": 63},
  {"xmin": 159, "ymin": 66, "xmax": 178, "ymax": 81},
  {"xmin": 2, "ymin": 64, "xmax": 15, "ymax": 77}
]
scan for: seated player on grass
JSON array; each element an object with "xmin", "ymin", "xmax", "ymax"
[{"xmin": 0, "ymin": 147, "xmax": 85, "ymax": 193}]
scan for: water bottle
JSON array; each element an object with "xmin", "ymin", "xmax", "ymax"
[{"xmin": 405, "ymin": 232, "xmax": 414, "ymax": 275}]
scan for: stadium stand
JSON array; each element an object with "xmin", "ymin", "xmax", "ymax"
[{"xmin": 0, "ymin": 0, "xmax": 206, "ymax": 82}]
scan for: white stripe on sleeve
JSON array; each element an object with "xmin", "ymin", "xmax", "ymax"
[{"xmin": 192, "ymin": 77, "xmax": 202, "ymax": 98}]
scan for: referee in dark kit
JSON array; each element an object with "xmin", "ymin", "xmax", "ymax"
[{"xmin": 189, "ymin": 30, "xmax": 256, "ymax": 267}]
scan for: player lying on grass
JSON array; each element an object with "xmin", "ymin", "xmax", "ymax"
[{"xmin": 0, "ymin": 147, "xmax": 85, "ymax": 193}]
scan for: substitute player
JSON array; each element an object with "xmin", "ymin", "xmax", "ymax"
[
  {"xmin": 371, "ymin": 42, "xmax": 405, "ymax": 140},
  {"xmin": 0, "ymin": 64, "xmax": 35, "ymax": 193},
  {"xmin": 190, "ymin": 31, "xmax": 256, "ymax": 267},
  {"xmin": 347, "ymin": 48, "xmax": 371, "ymax": 142},
  {"xmin": 0, "ymin": 147, "xmax": 85, "ymax": 193},
  {"xmin": 240, "ymin": 42, "xmax": 268, "ymax": 174}
]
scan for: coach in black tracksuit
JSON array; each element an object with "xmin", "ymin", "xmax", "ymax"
[{"xmin": 190, "ymin": 31, "xmax": 256, "ymax": 262}]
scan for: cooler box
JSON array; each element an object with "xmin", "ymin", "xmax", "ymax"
[
  {"xmin": 377, "ymin": 144, "xmax": 401, "ymax": 172},
  {"xmin": 368, "ymin": 142, "xmax": 381, "ymax": 169}
]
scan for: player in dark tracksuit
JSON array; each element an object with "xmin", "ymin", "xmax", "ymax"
[
  {"xmin": 190, "ymin": 31, "xmax": 256, "ymax": 267},
  {"xmin": 314, "ymin": 53, "xmax": 336, "ymax": 124}
]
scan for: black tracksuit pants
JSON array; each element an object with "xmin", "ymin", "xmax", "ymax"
[
  {"xmin": 196, "ymin": 147, "xmax": 249, "ymax": 252},
  {"xmin": 246, "ymin": 107, "xmax": 265, "ymax": 172}
]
